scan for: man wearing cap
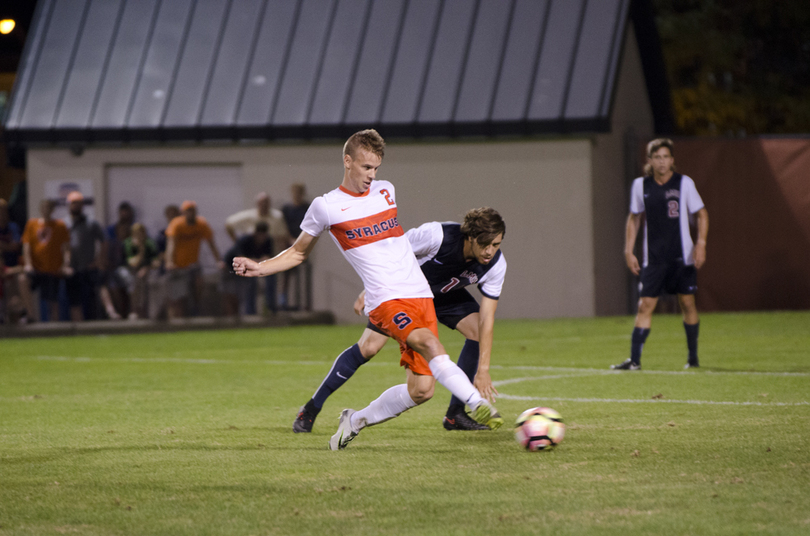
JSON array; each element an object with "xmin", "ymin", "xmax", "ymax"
[
  {"xmin": 19, "ymin": 199, "xmax": 71, "ymax": 322},
  {"xmin": 165, "ymin": 200, "xmax": 224, "ymax": 318},
  {"xmin": 225, "ymin": 192, "xmax": 289, "ymax": 314},
  {"xmin": 64, "ymin": 191, "xmax": 112, "ymax": 321}
]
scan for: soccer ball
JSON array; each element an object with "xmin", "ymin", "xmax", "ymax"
[{"xmin": 514, "ymin": 407, "xmax": 565, "ymax": 451}]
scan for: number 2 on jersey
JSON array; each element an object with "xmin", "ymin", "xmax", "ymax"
[
  {"xmin": 380, "ymin": 189, "xmax": 395, "ymax": 206},
  {"xmin": 667, "ymin": 200, "xmax": 679, "ymax": 218}
]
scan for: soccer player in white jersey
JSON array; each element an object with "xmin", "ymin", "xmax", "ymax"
[
  {"xmin": 293, "ymin": 207, "xmax": 507, "ymax": 434},
  {"xmin": 232, "ymin": 130, "xmax": 502, "ymax": 450},
  {"xmin": 612, "ymin": 138, "xmax": 709, "ymax": 371}
]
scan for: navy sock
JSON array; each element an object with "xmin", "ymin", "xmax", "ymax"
[
  {"xmin": 447, "ymin": 339, "xmax": 480, "ymax": 416},
  {"xmin": 311, "ymin": 344, "xmax": 367, "ymax": 409},
  {"xmin": 302, "ymin": 398, "xmax": 319, "ymax": 417},
  {"xmin": 630, "ymin": 327, "xmax": 650, "ymax": 364},
  {"xmin": 684, "ymin": 321, "xmax": 699, "ymax": 361}
]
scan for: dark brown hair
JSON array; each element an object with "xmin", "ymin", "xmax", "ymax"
[{"xmin": 461, "ymin": 207, "xmax": 505, "ymax": 245}]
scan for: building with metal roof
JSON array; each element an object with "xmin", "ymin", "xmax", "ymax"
[{"xmin": 4, "ymin": 0, "xmax": 672, "ymax": 320}]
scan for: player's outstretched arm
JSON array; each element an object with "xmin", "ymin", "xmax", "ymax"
[
  {"xmin": 474, "ymin": 296, "xmax": 500, "ymax": 402},
  {"xmin": 233, "ymin": 231, "xmax": 318, "ymax": 277}
]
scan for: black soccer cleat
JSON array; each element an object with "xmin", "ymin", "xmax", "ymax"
[
  {"xmin": 611, "ymin": 358, "xmax": 641, "ymax": 371},
  {"xmin": 684, "ymin": 359, "xmax": 700, "ymax": 369},
  {"xmin": 293, "ymin": 405, "xmax": 316, "ymax": 433},
  {"xmin": 443, "ymin": 411, "xmax": 491, "ymax": 431}
]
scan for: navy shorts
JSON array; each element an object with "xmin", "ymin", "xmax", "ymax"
[
  {"xmin": 66, "ymin": 269, "xmax": 100, "ymax": 306},
  {"xmin": 367, "ymin": 289, "xmax": 481, "ymax": 334},
  {"xmin": 29, "ymin": 273, "xmax": 61, "ymax": 302},
  {"xmin": 639, "ymin": 262, "xmax": 698, "ymax": 298}
]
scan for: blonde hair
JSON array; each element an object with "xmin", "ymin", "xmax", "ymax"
[
  {"xmin": 643, "ymin": 138, "xmax": 676, "ymax": 176},
  {"xmin": 343, "ymin": 129, "xmax": 385, "ymax": 159}
]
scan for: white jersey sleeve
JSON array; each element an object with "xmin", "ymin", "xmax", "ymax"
[
  {"xmin": 479, "ymin": 254, "xmax": 507, "ymax": 299},
  {"xmin": 299, "ymin": 197, "xmax": 330, "ymax": 238},
  {"xmin": 629, "ymin": 177, "xmax": 645, "ymax": 214},
  {"xmin": 680, "ymin": 175, "xmax": 705, "ymax": 214},
  {"xmin": 405, "ymin": 221, "xmax": 443, "ymax": 264}
]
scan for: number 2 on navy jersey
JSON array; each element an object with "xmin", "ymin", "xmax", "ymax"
[
  {"xmin": 380, "ymin": 189, "xmax": 395, "ymax": 206},
  {"xmin": 667, "ymin": 200, "xmax": 679, "ymax": 218}
]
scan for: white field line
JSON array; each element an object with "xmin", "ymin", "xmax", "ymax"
[
  {"xmin": 31, "ymin": 356, "xmax": 810, "ymax": 377},
  {"xmin": 492, "ymin": 365, "xmax": 810, "ymax": 378},
  {"xmin": 493, "ymin": 371, "xmax": 810, "ymax": 406},
  {"xmin": 494, "ymin": 371, "xmax": 615, "ymax": 386},
  {"xmin": 34, "ymin": 356, "xmax": 337, "ymax": 366},
  {"xmin": 496, "ymin": 393, "xmax": 810, "ymax": 407},
  {"xmin": 24, "ymin": 356, "xmax": 810, "ymax": 407}
]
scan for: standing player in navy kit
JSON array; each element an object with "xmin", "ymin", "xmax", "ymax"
[
  {"xmin": 294, "ymin": 207, "xmax": 506, "ymax": 432},
  {"xmin": 612, "ymin": 138, "xmax": 709, "ymax": 371}
]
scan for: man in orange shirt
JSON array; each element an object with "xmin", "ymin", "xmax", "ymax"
[
  {"xmin": 19, "ymin": 199, "xmax": 71, "ymax": 322},
  {"xmin": 165, "ymin": 200, "xmax": 223, "ymax": 318}
]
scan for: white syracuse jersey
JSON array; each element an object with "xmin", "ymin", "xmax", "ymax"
[{"xmin": 299, "ymin": 179, "xmax": 432, "ymax": 314}]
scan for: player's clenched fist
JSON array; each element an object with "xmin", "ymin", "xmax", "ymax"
[{"xmin": 232, "ymin": 256, "xmax": 260, "ymax": 277}]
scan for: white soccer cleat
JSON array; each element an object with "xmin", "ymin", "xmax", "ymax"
[{"xmin": 328, "ymin": 409, "xmax": 358, "ymax": 450}]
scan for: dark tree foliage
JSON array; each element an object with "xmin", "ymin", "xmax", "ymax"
[{"xmin": 654, "ymin": 0, "xmax": 810, "ymax": 135}]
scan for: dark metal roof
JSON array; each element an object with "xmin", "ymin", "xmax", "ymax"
[{"xmin": 4, "ymin": 0, "xmax": 664, "ymax": 145}]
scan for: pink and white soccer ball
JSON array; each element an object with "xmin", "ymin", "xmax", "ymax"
[{"xmin": 514, "ymin": 407, "xmax": 565, "ymax": 451}]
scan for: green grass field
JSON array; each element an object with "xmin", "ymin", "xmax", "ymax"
[{"xmin": 1, "ymin": 311, "xmax": 809, "ymax": 535}]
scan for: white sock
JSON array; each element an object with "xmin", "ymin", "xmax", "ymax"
[
  {"xmin": 350, "ymin": 384, "xmax": 417, "ymax": 432},
  {"xmin": 429, "ymin": 354, "xmax": 483, "ymax": 409}
]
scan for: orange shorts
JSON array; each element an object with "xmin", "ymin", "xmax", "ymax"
[{"xmin": 368, "ymin": 298, "xmax": 438, "ymax": 376}]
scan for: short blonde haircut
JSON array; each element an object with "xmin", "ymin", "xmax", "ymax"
[{"xmin": 343, "ymin": 129, "xmax": 385, "ymax": 159}]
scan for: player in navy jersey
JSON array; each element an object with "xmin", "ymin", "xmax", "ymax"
[
  {"xmin": 294, "ymin": 207, "xmax": 507, "ymax": 433},
  {"xmin": 612, "ymin": 138, "xmax": 709, "ymax": 371}
]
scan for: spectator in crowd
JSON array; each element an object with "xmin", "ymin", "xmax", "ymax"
[
  {"xmin": 165, "ymin": 200, "xmax": 224, "ymax": 319},
  {"xmin": 225, "ymin": 192, "xmax": 290, "ymax": 314},
  {"xmin": 156, "ymin": 204, "xmax": 181, "ymax": 273},
  {"xmin": 0, "ymin": 199, "xmax": 24, "ymax": 323},
  {"xmin": 65, "ymin": 191, "xmax": 118, "ymax": 321},
  {"xmin": 153, "ymin": 204, "xmax": 180, "ymax": 320},
  {"xmin": 7, "ymin": 180, "xmax": 27, "ymax": 231},
  {"xmin": 19, "ymin": 199, "xmax": 71, "ymax": 322},
  {"xmin": 123, "ymin": 222, "xmax": 159, "ymax": 320},
  {"xmin": 281, "ymin": 183, "xmax": 312, "ymax": 311},
  {"xmin": 221, "ymin": 221, "xmax": 273, "ymax": 317},
  {"xmin": 105, "ymin": 201, "xmax": 136, "ymax": 316}
]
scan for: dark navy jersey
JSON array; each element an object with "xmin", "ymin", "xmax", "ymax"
[
  {"xmin": 406, "ymin": 222, "xmax": 507, "ymax": 300},
  {"xmin": 630, "ymin": 173, "xmax": 705, "ymax": 267}
]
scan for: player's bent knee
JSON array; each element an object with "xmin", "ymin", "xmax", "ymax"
[
  {"xmin": 358, "ymin": 341, "xmax": 383, "ymax": 359},
  {"xmin": 407, "ymin": 330, "xmax": 445, "ymax": 359},
  {"xmin": 408, "ymin": 384, "xmax": 434, "ymax": 405},
  {"xmin": 407, "ymin": 373, "xmax": 435, "ymax": 404}
]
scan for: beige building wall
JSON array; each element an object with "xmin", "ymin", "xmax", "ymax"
[
  {"xmin": 26, "ymin": 138, "xmax": 595, "ymax": 323},
  {"xmin": 591, "ymin": 25, "xmax": 656, "ymax": 315},
  {"xmin": 24, "ymin": 26, "xmax": 653, "ymax": 324}
]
